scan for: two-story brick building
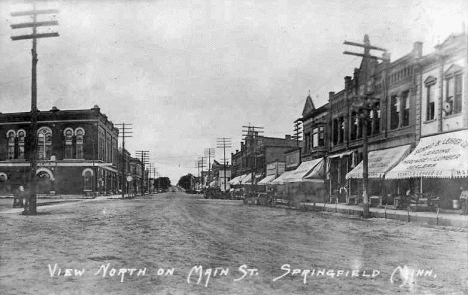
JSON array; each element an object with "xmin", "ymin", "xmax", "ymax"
[
  {"xmin": 0, "ymin": 105, "xmax": 120, "ymax": 195},
  {"xmin": 297, "ymin": 31, "xmax": 467, "ymax": 208},
  {"xmin": 230, "ymin": 131, "xmax": 300, "ymax": 183}
]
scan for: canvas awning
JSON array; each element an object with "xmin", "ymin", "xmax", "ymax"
[
  {"xmin": 209, "ymin": 180, "xmax": 218, "ymax": 188},
  {"xmin": 386, "ymin": 130, "xmax": 468, "ymax": 179},
  {"xmin": 285, "ymin": 158, "xmax": 325, "ymax": 183},
  {"xmin": 228, "ymin": 175, "xmax": 244, "ymax": 185},
  {"xmin": 243, "ymin": 173, "xmax": 263, "ymax": 184},
  {"xmin": 257, "ymin": 175, "xmax": 277, "ymax": 185},
  {"xmin": 270, "ymin": 170, "xmax": 296, "ymax": 185},
  {"xmin": 346, "ymin": 145, "xmax": 411, "ymax": 179},
  {"xmin": 239, "ymin": 173, "xmax": 254, "ymax": 184}
]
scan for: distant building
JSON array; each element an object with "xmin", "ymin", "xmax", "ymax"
[
  {"xmin": 231, "ymin": 131, "xmax": 301, "ymax": 180},
  {"xmin": 0, "ymin": 105, "xmax": 120, "ymax": 195}
]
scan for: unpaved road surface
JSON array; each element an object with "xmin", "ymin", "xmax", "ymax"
[{"xmin": 1, "ymin": 192, "xmax": 467, "ymax": 294}]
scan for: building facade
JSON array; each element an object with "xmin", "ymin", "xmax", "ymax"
[
  {"xmin": 298, "ymin": 31, "xmax": 467, "ymax": 207},
  {"xmin": 231, "ymin": 132, "xmax": 300, "ymax": 180},
  {"xmin": 0, "ymin": 105, "xmax": 120, "ymax": 195}
]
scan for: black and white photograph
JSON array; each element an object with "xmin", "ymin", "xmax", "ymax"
[{"xmin": 0, "ymin": 0, "xmax": 467, "ymax": 294}]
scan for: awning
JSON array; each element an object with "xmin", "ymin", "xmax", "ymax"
[
  {"xmin": 257, "ymin": 175, "xmax": 277, "ymax": 185},
  {"xmin": 386, "ymin": 130, "xmax": 468, "ymax": 179},
  {"xmin": 270, "ymin": 170, "xmax": 296, "ymax": 185},
  {"xmin": 285, "ymin": 158, "xmax": 325, "ymax": 182},
  {"xmin": 346, "ymin": 145, "xmax": 411, "ymax": 179},
  {"xmin": 209, "ymin": 180, "xmax": 218, "ymax": 188},
  {"xmin": 237, "ymin": 173, "xmax": 252, "ymax": 184},
  {"xmin": 242, "ymin": 173, "xmax": 262, "ymax": 184},
  {"xmin": 228, "ymin": 175, "xmax": 244, "ymax": 185}
]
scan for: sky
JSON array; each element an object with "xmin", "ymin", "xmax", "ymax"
[{"xmin": 0, "ymin": 0, "xmax": 467, "ymax": 184}]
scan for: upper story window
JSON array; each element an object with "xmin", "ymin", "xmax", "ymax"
[
  {"xmin": 332, "ymin": 119, "xmax": 338, "ymax": 145},
  {"xmin": 17, "ymin": 130, "xmax": 25, "ymax": 159},
  {"xmin": 7, "ymin": 130, "xmax": 15, "ymax": 159},
  {"xmin": 318, "ymin": 126, "xmax": 325, "ymax": 146},
  {"xmin": 6, "ymin": 129, "xmax": 27, "ymax": 160},
  {"xmin": 76, "ymin": 128, "xmax": 84, "ymax": 159},
  {"xmin": 444, "ymin": 65, "xmax": 463, "ymax": 116},
  {"xmin": 312, "ymin": 125, "xmax": 325, "ymax": 147},
  {"xmin": 312, "ymin": 128, "xmax": 319, "ymax": 148},
  {"xmin": 401, "ymin": 91, "xmax": 410, "ymax": 127},
  {"xmin": 38, "ymin": 127, "xmax": 52, "ymax": 160},
  {"xmin": 63, "ymin": 127, "xmax": 85, "ymax": 159},
  {"xmin": 350, "ymin": 112, "xmax": 358, "ymax": 140},
  {"xmin": 339, "ymin": 117, "xmax": 345, "ymax": 143},
  {"xmin": 390, "ymin": 95, "xmax": 400, "ymax": 130},
  {"xmin": 424, "ymin": 76, "xmax": 437, "ymax": 121},
  {"xmin": 64, "ymin": 128, "xmax": 74, "ymax": 159},
  {"xmin": 304, "ymin": 132, "xmax": 311, "ymax": 151},
  {"xmin": 370, "ymin": 102, "xmax": 381, "ymax": 135}
]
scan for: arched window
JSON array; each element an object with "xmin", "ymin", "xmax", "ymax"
[
  {"xmin": 7, "ymin": 130, "xmax": 16, "ymax": 159},
  {"xmin": 38, "ymin": 127, "xmax": 52, "ymax": 160},
  {"xmin": 17, "ymin": 130, "xmax": 26, "ymax": 159},
  {"xmin": 64, "ymin": 128, "xmax": 74, "ymax": 159},
  {"xmin": 75, "ymin": 128, "xmax": 85, "ymax": 159}
]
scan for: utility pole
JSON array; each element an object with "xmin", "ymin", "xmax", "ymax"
[
  {"xmin": 242, "ymin": 125, "xmax": 264, "ymax": 188},
  {"xmin": 115, "ymin": 123, "xmax": 132, "ymax": 198},
  {"xmin": 292, "ymin": 120, "xmax": 302, "ymax": 147},
  {"xmin": 344, "ymin": 35, "xmax": 387, "ymax": 218},
  {"xmin": 135, "ymin": 151, "xmax": 149, "ymax": 195},
  {"xmin": 204, "ymin": 148, "xmax": 215, "ymax": 186},
  {"xmin": 198, "ymin": 156, "xmax": 206, "ymax": 188},
  {"xmin": 147, "ymin": 163, "xmax": 155, "ymax": 193},
  {"xmin": 10, "ymin": 1, "xmax": 59, "ymax": 215},
  {"xmin": 216, "ymin": 137, "xmax": 232, "ymax": 191}
]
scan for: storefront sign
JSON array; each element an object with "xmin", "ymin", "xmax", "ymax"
[{"xmin": 386, "ymin": 130, "xmax": 468, "ymax": 179}]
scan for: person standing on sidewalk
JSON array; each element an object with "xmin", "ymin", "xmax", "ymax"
[{"xmin": 460, "ymin": 186, "xmax": 468, "ymax": 215}]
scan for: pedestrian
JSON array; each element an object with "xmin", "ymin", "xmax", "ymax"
[
  {"xmin": 12, "ymin": 184, "xmax": 26, "ymax": 208},
  {"xmin": 459, "ymin": 186, "xmax": 468, "ymax": 215}
]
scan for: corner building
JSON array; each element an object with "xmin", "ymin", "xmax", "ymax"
[{"xmin": 0, "ymin": 105, "xmax": 119, "ymax": 195}]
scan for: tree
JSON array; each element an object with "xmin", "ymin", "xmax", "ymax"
[
  {"xmin": 178, "ymin": 173, "xmax": 193, "ymax": 190},
  {"xmin": 155, "ymin": 177, "xmax": 171, "ymax": 190}
]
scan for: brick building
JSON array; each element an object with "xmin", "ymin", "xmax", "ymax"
[
  {"xmin": 0, "ymin": 105, "xmax": 120, "ymax": 195},
  {"xmin": 298, "ymin": 31, "xmax": 467, "ymax": 207},
  {"xmin": 231, "ymin": 132, "xmax": 300, "ymax": 181}
]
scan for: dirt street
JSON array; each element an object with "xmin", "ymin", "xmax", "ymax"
[{"xmin": 1, "ymin": 192, "xmax": 467, "ymax": 294}]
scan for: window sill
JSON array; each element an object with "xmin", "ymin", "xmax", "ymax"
[
  {"xmin": 443, "ymin": 113, "xmax": 462, "ymax": 119},
  {"xmin": 423, "ymin": 119, "xmax": 436, "ymax": 124}
]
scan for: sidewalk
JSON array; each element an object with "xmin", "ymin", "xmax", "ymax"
[
  {"xmin": 299, "ymin": 202, "xmax": 468, "ymax": 228},
  {"xmin": 0, "ymin": 193, "xmax": 129, "ymax": 214}
]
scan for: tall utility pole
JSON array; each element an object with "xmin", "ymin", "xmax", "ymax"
[
  {"xmin": 10, "ymin": 1, "xmax": 59, "ymax": 215},
  {"xmin": 204, "ymin": 148, "xmax": 215, "ymax": 185},
  {"xmin": 292, "ymin": 120, "xmax": 302, "ymax": 147},
  {"xmin": 115, "ymin": 123, "xmax": 132, "ymax": 198},
  {"xmin": 343, "ymin": 35, "xmax": 387, "ymax": 218},
  {"xmin": 135, "ymin": 151, "xmax": 149, "ymax": 195},
  {"xmin": 198, "ymin": 156, "xmax": 206, "ymax": 187},
  {"xmin": 147, "ymin": 163, "xmax": 154, "ymax": 193},
  {"xmin": 242, "ymin": 125, "xmax": 264, "ymax": 187},
  {"xmin": 216, "ymin": 137, "xmax": 232, "ymax": 191}
]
